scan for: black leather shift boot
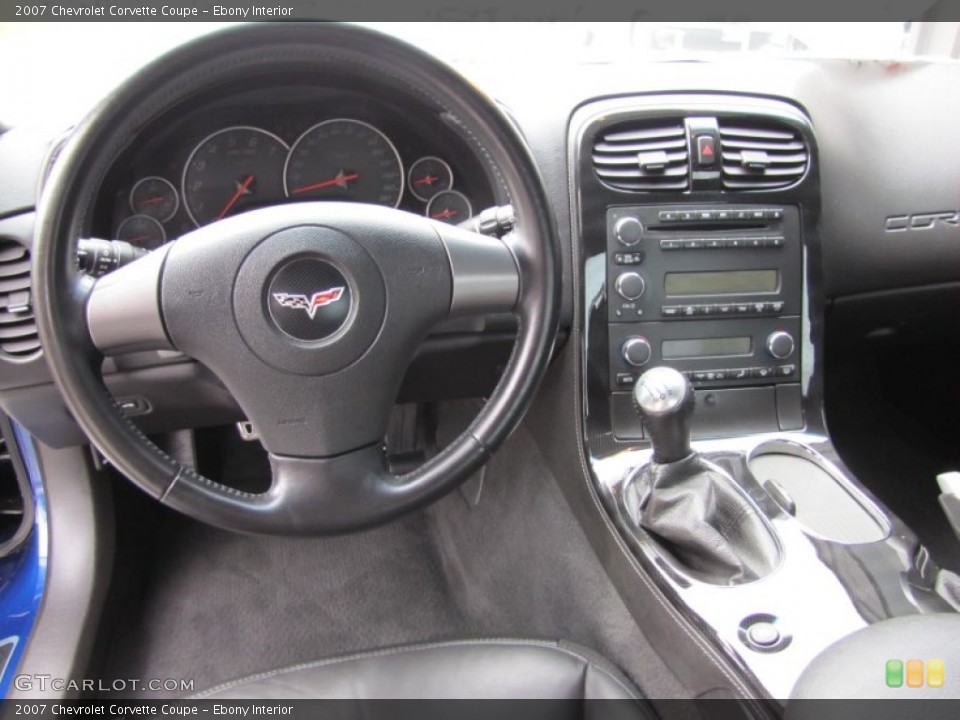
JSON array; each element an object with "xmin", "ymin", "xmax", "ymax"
[{"xmin": 623, "ymin": 454, "xmax": 780, "ymax": 585}]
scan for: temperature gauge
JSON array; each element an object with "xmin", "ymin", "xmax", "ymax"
[
  {"xmin": 426, "ymin": 190, "xmax": 472, "ymax": 225},
  {"xmin": 116, "ymin": 214, "xmax": 166, "ymax": 249},
  {"xmin": 408, "ymin": 156, "xmax": 453, "ymax": 202},
  {"xmin": 129, "ymin": 176, "xmax": 179, "ymax": 222}
]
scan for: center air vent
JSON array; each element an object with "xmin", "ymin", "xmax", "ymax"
[
  {"xmin": 719, "ymin": 119, "xmax": 808, "ymax": 190},
  {"xmin": 592, "ymin": 120, "xmax": 689, "ymax": 192},
  {"xmin": 0, "ymin": 240, "xmax": 40, "ymax": 360}
]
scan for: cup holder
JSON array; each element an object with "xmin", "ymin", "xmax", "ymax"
[{"xmin": 749, "ymin": 441, "xmax": 889, "ymax": 544}]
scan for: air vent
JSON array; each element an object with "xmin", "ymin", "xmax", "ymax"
[
  {"xmin": 719, "ymin": 119, "xmax": 808, "ymax": 190},
  {"xmin": 592, "ymin": 120, "xmax": 689, "ymax": 191},
  {"xmin": 0, "ymin": 240, "xmax": 40, "ymax": 360},
  {"xmin": 0, "ymin": 434, "xmax": 25, "ymax": 545}
]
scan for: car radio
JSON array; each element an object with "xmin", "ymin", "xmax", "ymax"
[{"xmin": 606, "ymin": 203, "xmax": 802, "ymax": 389}]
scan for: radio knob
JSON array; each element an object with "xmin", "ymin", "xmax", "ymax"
[
  {"xmin": 621, "ymin": 337, "xmax": 653, "ymax": 367},
  {"xmin": 615, "ymin": 217, "xmax": 644, "ymax": 246},
  {"xmin": 615, "ymin": 272, "xmax": 646, "ymax": 301},
  {"xmin": 766, "ymin": 331, "xmax": 795, "ymax": 360}
]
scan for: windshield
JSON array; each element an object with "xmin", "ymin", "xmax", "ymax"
[{"xmin": 0, "ymin": 21, "xmax": 952, "ymax": 129}]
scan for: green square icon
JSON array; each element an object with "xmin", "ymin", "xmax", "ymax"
[{"xmin": 886, "ymin": 659, "xmax": 904, "ymax": 688}]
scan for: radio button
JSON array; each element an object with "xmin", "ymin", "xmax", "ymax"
[
  {"xmin": 680, "ymin": 305, "xmax": 698, "ymax": 318},
  {"xmin": 614, "ymin": 252, "xmax": 644, "ymax": 266},
  {"xmin": 776, "ymin": 364, "xmax": 797, "ymax": 377},
  {"xmin": 683, "ymin": 239, "xmax": 704, "ymax": 250},
  {"xmin": 752, "ymin": 367, "xmax": 774, "ymax": 379},
  {"xmin": 679, "ymin": 211, "xmax": 697, "ymax": 222},
  {"xmin": 615, "ymin": 272, "xmax": 646, "ymax": 300},
  {"xmin": 750, "ymin": 210, "xmax": 766, "ymax": 220},
  {"xmin": 766, "ymin": 209, "xmax": 784, "ymax": 221},
  {"xmin": 705, "ymin": 239, "xmax": 724, "ymax": 250},
  {"xmin": 767, "ymin": 301, "xmax": 785, "ymax": 313},
  {"xmin": 661, "ymin": 305, "xmax": 680, "ymax": 317},
  {"xmin": 621, "ymin": 337, "xmax": 652, "ymax": 367},
  {"xmin": 659, "ymin": 211, "xmax": 678, "ymax": 223},
  {"xmin": 734, "ymin": 304, "xmax": 751, "ymax": 314},
  {"xmin": 717, "ymin": 304, "xmax": 734, "ymax": 315},
  {"xmin": 699, "ymin": 304, "xmax": 718, "ymax": 316},
  {"xmin": 766, "ymin": 331, "xmax": 796, "ymax": 360},
  {"xmin": 716, "ymin": 210, "xmax": 732, "ymax": 221},
  {"xmin": 732, "ymin": 368, "xmax": 751, "ymax": 380},
  {"xmin": 698, "ymin": 210, "xmax": 716, "ymax": 221},
  {"xmin": 734, "ymin": 210, "xmax": 751, "ymax": 221},
  {"xmin": 769, "ymin": 236, "xmax": 785, "ymax": 248},
  {"xmin": 660, "ymin": 239, "xmax": 681, "ymax": 250},
  {"xmin": 614, "ymin": 217, "xmax": 644, "ymax": 246},
  {"xmin": 616, "ymin": 372, "xmax": 637, "ymax": 387}
]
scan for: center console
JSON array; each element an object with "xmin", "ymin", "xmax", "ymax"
[{"xmin": 569, "ymin": 94, "xmax": 960, "ymax": 702}]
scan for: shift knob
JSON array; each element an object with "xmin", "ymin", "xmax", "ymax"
[{"xmin": 633, "ymin": 366, "xmax": 695, "ymax": 464}]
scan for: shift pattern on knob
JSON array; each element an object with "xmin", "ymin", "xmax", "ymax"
[{"xmin": 633, "ymin": 366, "xmax": 690, "ymax": 417}]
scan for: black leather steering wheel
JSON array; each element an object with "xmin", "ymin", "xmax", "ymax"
[{"xmin": 33, "ymin": 24, "xmax": 560, "ymax": 535}]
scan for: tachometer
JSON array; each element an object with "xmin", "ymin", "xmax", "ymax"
[
  {"xmin": 181, "ymin": 126, "xmax": 289, "ymax": 227},
  {"xmin": 284, "ymin": 119, "xmax": 403, "ymax": 207}
]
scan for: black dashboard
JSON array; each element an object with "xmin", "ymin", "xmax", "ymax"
[{"xmin": 1, "ymin": 39, "xmax": 959, "ymax": 451}]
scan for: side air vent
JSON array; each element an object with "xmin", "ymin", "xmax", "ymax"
[
  {"xmin": 719, "ymin": 119, "xmax": 808, "ymax": 190},
  {"xmin": 0, "ymin": 240, "xmax": 39, "ymax": 360},
  {"xmin": 592, "ymin": 120, "xmax": 689, "ymax": 191},
  {"xmin": 0, "ymin": 416, "xmax": 33, "ymax": 556}
]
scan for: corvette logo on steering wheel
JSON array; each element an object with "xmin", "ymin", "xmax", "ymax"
[{"xmin": 272, "ymin": 287, "xmax": 345, "ymax": 320}]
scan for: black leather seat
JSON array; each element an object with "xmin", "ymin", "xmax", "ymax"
[{"xmin": 190, "ymin": 639, "xmax": 646, "ymax": 702}]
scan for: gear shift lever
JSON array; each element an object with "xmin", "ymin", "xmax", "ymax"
[
  {"xmin": 623, "ymin": 366, "xmax": 780, "ymax": 585},
  {"xmin": 633, "ymin": 366, "xmax": 694, "ymax": 464}
]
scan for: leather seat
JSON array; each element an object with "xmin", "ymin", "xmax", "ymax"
[{"xmin": 190, "ymin": 639, "xmax": 646, "ymax": 703}]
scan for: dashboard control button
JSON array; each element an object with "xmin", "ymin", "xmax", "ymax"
[
  {"xmin": 734, "ymin": 210, "xmax": 751, "ymax": 221},
  {"xmin": 616, "ymin": 372, "xmax": 636, "ymax": 387},
  {"xmin": 621, "ymin": 337, "xmax": 652, "ymax": 368},
  {"xmin": 615, "ymin": 272, "xmax": 646, "ymax": 300},
  {"xmin": 732, "ymin": 368, "xmax": 751, "ymax": 380},
  {"xmin": 705, "ymin": 238, "xmax": 723, "ymax": 250},
  {"xmin": 699, "ymin": 304, "xmax": 717, "ymax": 316},
  {"xmin": 716, "ymin": 210, "xmax": 732, "ymax": 221},
  {"xmin": 752, "ymin": 367, "xmax": 774, "ymax": 379},
  {"xmin": 679, "ymin": 211, "xmax": 697, "ymax": 222},
  {"xmin": 776, "ymin": 364, "xmax": 797, "ymax": 377},
  {"xmin": 766, "ymin": 331, "xmax": 796, "ymax": 360},
  {"xmin": 661, "ymin": 305, "xmax": 680, "ymax": 317},
  {"xmin": 614, "ymin": 252, "xmax": 644, "ymax": 265},
  {"xmin": 717, "ymin": 304, "xmax": 734, "ymax": 315},
  {"xmin": 681, "ymin": 305, "xmax": 698, "ymax": 317},
  {"xmin": 683, "ymin": 239, "xmax": 704, "ymax": 250},
  {"xmin": 614, "ymin": 217, "xmax": 644, "ymax": 246},
  {"xmin": 767, "ymin": 301, "xmax": 786, "ymax": 313},
  {"xmin": 659, "ymin": 211, "xmax": 678, "ymax": 223},
  {"xmin": 696, "ymin": 135, "xmax": 717, "ymax": 166},
  {"xmin": 734, "ymin": 304, "xmax": 751, "ymax": 314},
  {"xmin": 750, "ymin": 209, "xmax": 766, "ymax": 220},
  {"xmin": 660, "ymin": 239, "xmax": 681, "ymax": 250}
]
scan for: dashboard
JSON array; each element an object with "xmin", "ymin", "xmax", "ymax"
[{"xmin": 95, "ymin": 82, "xmax": 496, "ymax": 249}]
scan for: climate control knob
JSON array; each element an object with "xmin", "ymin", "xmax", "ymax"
[
  {"xmin": 614, "ymin": 217, "xmax": 643, "ymax": 246},
  {"xmin": 621, "ymin": 337, "xmax": 653, "ymax": 367},
  {"xmin": 615, "ymin": 272, "xmax": 646, "ymax": 301},
  {"xmin": 766, "ymin": 331, "xmax": 795, "ymax": 360}
]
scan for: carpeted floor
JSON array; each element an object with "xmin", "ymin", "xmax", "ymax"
[{"xmin": 98, "ymin": 402, "xmax": 688, "ymax": 700}]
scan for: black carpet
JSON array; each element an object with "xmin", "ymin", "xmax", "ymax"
[{"xmin": 99, "ymin": 403, "xmax": 688, "ymax": 700}]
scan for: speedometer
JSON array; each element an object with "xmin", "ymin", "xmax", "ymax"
[
  {"xmin": 283, "ymin": 119, "xmax": 403, "ymax": 207},
  {"xmin": 181, "ymin": 126, "xmax": 288, "ymax": 227}
]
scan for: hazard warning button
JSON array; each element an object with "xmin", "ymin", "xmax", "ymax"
[{"xmin": 696, "ymin": 135, "xmax": 717, "ymax": 166}]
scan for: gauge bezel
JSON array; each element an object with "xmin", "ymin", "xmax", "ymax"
[
  {"xmin": 128, "ymin": 175, "xmax": 179, "ymax": 222},
  {"xmin": 283, "ymin": 118, "xmax": 405, "ymax": 209},
  {"xmin": 426, "ymin": 189, "xmax": 473, "ymax": 224},
  {"xmin": 116, "ymin": 213, "xmax": 167, "ymax": 248},
  {"xmin": 181, "ymin": 125, "xmax": 290, "ymax": 227},
  {"xmin": 407, "ymin": 156, "xmax": 454, "ymax": 202}
]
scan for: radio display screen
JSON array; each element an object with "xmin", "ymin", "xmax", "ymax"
[
  {"xmin": 664, "ymin": 270, "xmax": 779, "ymax": 297},
  {"xmin": 662, "ymin": 337, "xmax": 753, "ymax": 360}
]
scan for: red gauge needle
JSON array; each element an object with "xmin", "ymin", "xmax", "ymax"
[
  {"xmin": 415, "ymin": 175, "xmax": 439, "ymax": 186},
  {"xmin": 431, "ymin": 209, "xmax": 458, "ymax": 220},
  {"xmin": 217, "ymin": 175, "xmax": 255, "ymax": 220},
  {"xmin": 126, "ymin": 235, "xmax": 151, "ymax": 244},
  {"xmin": 291, "ymin": 171, "xmax": 359, "ymax": 195},
  {"xmin": 138, "ymin": 196, "xmax": 166, "ymax": 207}
]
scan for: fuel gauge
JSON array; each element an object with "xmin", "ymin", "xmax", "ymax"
[
  {"xmin": 129, "ymin": 176, "xmax": 179, "ymax": 222},
  {"xmin": 426, "ymin": 190, "xmax": 472, "ymax": 225},
  {"xmin": 408, "ymin": 156, "xmax": 453, "ymax": 202}
]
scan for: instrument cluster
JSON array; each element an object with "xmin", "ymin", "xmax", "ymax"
[{"xmin": 104, "ymin": 88, "xmax": 492, "ymax": 250}]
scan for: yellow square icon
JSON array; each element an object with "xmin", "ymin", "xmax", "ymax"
[
  {"xmin": 927, "ymin": 660, "xmax": 945, "ymax": 688},
  {"xmin": 906, "ymin": 659, "xmax": 924, "ymax": 688}
]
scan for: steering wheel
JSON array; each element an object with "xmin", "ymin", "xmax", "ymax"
[{"xmin": 33, "ymin": 24, "xmax": 560, "ymax": 535}]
